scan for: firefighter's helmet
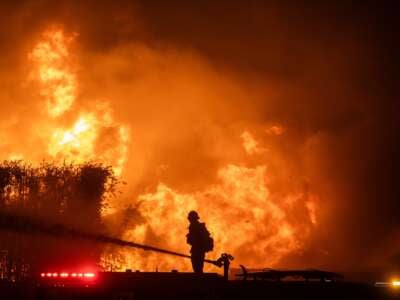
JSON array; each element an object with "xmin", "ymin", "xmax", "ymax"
[{"xmin": 188, "ymin": 210, "xmax": 199, "ymax": 222}]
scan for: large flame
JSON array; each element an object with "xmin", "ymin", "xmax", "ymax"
[
  {"xmin": 4, "ymin": 26, "xmax": 321, "ymax": 272},
  {"xmin": 102, "ymin": 161, "xmax": 318, "ymax": 272},
  {"xmin": 28, "ymin": 28, "xmax": 129, "ymax": 176},
  {"xmin": 29, "ymin": 29, "xmax": 77, "ymax": 118},
  {"xmin": 101, "ymin": 164, "xmax": 317, "ymax": 270}
]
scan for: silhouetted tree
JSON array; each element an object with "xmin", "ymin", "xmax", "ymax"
[{"xmin": 0, "ymin": 161, "xmax": 118, "ymax": 280}]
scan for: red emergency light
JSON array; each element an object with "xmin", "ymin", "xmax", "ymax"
[{"xmin": 40, "ymin": 272, "xmax": 96, "ymax": 279}]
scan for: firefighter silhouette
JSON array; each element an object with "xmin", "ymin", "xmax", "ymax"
[{"xmin": 186, "ymin": 210, "xmax": 213, "ymax": 273}]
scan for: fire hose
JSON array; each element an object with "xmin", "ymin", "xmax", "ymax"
[{"xmin": 0, "ymin": 212, "xmax": 233, "ymax": 279}]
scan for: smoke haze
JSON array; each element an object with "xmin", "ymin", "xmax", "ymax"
[{"xmin": 0, "ymin": 1, "xmax": 398, "ymax": 272}]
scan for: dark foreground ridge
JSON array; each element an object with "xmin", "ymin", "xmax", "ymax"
[{"xmin": 1, "ymin": 271, "xmax": 400, "ymax": 300}]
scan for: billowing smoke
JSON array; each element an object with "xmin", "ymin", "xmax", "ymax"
[{"xmin": 0, "ymin": 1, "xmax": 398, "ymax": 272}]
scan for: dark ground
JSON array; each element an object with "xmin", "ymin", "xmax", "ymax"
[{"xmin": 1, "ymin": 272, "xmax": 400, "ymax": 300}]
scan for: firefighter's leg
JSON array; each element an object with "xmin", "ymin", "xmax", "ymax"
[{"xmin": 191, "ymin": 251, "xmax": 205, "ymax": 273}]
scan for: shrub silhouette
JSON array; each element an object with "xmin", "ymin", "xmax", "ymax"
[{"xmin": 0, "ymin": 161, "xmax": 118, "ymax": 280}]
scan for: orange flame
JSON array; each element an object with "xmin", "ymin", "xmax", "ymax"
[
  {"xmin": 266, "ymin": 125, "xmax": 285, "ymax": 136},
  {"xmin": 102, "ymin": 163, "xmax": 317, "ymax": 271},
  {"xmin": 241, "ymin": 131, "xmax": 265, "ymax": 155},
  {"xmin": 24, "ymin": 27, "xmax": 319, "ymax": 272},
  {"xmin": 29, "ymin": 29, "xmax": 77, "ymax": 118},
  {"xmin": 28, "ymin": 28, "xmax": 129, "ymax": 176}
]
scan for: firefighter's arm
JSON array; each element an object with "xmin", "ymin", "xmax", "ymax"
[{"xmin": 186, "ymin": 233, "xmax": 192, "ymax": 245}]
